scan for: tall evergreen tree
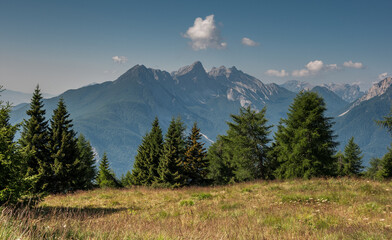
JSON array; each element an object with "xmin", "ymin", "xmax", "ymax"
[
  {"xmin": 19, "ymin": 85, "xmax": 50, "ymax": 193},
  {"xmin": 131, "ymin": 117, "xmax": 163, "ymax": 185},
  {"xmin": 97, "ymin": 153, "xmax": 121, "ymax": 188},
  {"xmin": 74, "ymin": 134, "xmax": 97, "ymax": 190},
  {"xmin": 208, "ymin": 106, "xmax": 272, "ymax": 183},
  {"xmin": 0, "ymin": 88, "xmax": 31, "ymax": 204},
  {"xmin": 273, "ymin": 91, "xmax": 337, "ymax": 179},
  {"xmin": 376, "ymin": 108, "xmax": 392, "ymax": 179},
  {"xmin": 340, "ymin": 137, "xmax": 363, "ymax": 176},
  {"xmin": 47, "ymin": 98, "xmax": 79, "ymax": 193},
  {"xmin": 157, "ymin": 117, "xmax": 186, "ymax": 187},
  {"xmin": 183, "ymin": 122, "xmax": 208, "ymax": 185}
]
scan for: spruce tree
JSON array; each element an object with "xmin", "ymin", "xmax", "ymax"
[
  {"xmin": 74, "ymin": 134, "xmax": 97, "ymax": 190},
  {"xmin": 47, "ymin": 98, "xmax": 79, "ymax": 193},
  {"xmin": 0, "ymin": 88, "xmax": 31, "ymax": 204},
  {"xmin": 273, "ymin": 91, "xmax": 337, "ymax": 179},
  {"xmin": 183, "ymin": 122, "xmax": 208, "ymax": 185},
  {"xmin": 341, "ymin": 137, "xmax": 363, "ymax": 176},
  {"xmin": 19, "ymin": 85, "xmax": 50, "ymax": 193},
  {"xmin": 208, "ymin": 106, "xmax": 272, "ymax": 183},
  {"xmin": 131, "ymin": 117, "xmax": 163, "ymax": 185},
  {"xmin": 97, "ymin": 153, "xmax": 120, "ymax": 188},
  {"xmin": 157, "ymin": 117, "xmax": 186, "ymax": 187}
]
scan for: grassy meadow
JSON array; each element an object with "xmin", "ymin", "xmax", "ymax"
[{"xmin": 1, "ymin": 178, "xmax": 392, "ymax": 239}]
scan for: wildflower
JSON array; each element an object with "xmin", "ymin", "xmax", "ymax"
[{"xmin": 380, "ymin": 219, "xmax": 385, "ymax": 222}]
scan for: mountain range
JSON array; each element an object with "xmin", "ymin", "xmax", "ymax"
[
  {"xmin": 9, "ymin": 62, "xmax": 392, "ymax": 175},
  {"xmin": 1, "ymin": 89, "xmax": 54, "ymax": 106}
]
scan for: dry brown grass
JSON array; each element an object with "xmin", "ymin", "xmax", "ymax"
[{"xmin": 1, "ymin": 178, "xmax": 392, "ymax": 239}]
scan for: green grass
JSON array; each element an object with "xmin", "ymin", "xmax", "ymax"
[{"xmin": 1, "ymin": 178, "xmax": 392, "ymax": 239}]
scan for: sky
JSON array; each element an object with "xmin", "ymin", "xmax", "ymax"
[{"xmin": 1, "ymin": 0, "xmax": 391, "ymax": 95}]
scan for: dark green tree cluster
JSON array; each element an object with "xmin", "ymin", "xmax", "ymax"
[
  {"xmin": 97, "ymin": 153, "xmax": 121, "ymax": 188},
  {"xmin": 17, "ymin": 86, "xmax": 97, "ymax": 196},
  {"xmin": 129, "ymin": 117, "xmax": 208, "ymax": 187}
]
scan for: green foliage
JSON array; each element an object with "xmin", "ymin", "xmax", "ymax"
[
  {"xmin": 74, "ymin": 134, "xmax": 97, "ymax": 190},
  {"xmin": 19, "ymin": 85, "xmax": 51, "ymax": 194},
  {"xmin": 337, "ymin": 137, "xmax": 363, "ymax": 176},
  {"xmin": 156, "ymin": 117, "xmax": 186, "ymax": 187},
  {"xmin": 365, "ymin": 157, "xmax": 383, "ymax": 180},
  {"xmin": 131, "ymin": 117, "xmax": 163, "ymax": 186},
  {"xmin": 208, "ymin": 106, "xmax": 272, "ymax": 184},
  {"xmin": 97, "ymin": 153, "xmax": 121, "ymax": 188},
  {"xmin": 273, "ymin": 91, "xmax": 337, "ymax": 179},
  {"xmin": 0, "ymin": 87, "xmax": 34, "ymax": 205},
  {"xmin": 377, "ymin": 106, "xmax": 392, "ymax": 136},
  {"xmin": 183, "ymin": 122, "xmax": 208, "ymax": 185},
  {"xmin": 121, "ymin": 170, "xmax": 133, "ymax": 187},
  {"xmin": 47, "ymin": 98, "xmax": 79, "ymax": 193}
]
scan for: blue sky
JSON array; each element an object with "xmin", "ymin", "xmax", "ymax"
[{"xmin": 1, "ymin": 0, "xmax": 391, "ymax": 94}]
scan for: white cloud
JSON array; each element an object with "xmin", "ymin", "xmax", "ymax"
[
  {"xmin": 292, "ymin": 60, "xmax": 339, "ymax": 77},
  {"xmin": 265, "ymin": 69, "xmax": 288, "ymax": 77},
  {"xmin": 306, "ymin": 60, "xmax": 324, "ymax": 72},
  {"xmin": 378, "ymin": 72, "xmax": 389, "ymax": 80},
  {"xmin": 112, "ymin": 56, "xmax": 128, "ymax": 64},
  {"xmin": 241, "ymin": 37, "xmax": 259, "ymax": 47},
  {"xmin": 183, "ymin": 15, "xmax": 227, "ymax": 50},
  {"xmin": 343, "ymin": 60, "xmax": 364, "ymax": 69}
]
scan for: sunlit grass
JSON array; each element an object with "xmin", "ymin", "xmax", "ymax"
[{"xmin": 1, "ymin": 178, "xmax": 392, "ymax": 239}]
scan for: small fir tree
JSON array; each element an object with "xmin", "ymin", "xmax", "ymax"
[
  {"xmin": 208, "ymin": 106, "xmax": 272, "ymax": 184},
  {"xmin": 273, "ymin": 91, "xmax": 337, "ymax": 179},
  {"xmin": 19, "ymin": 85, "xmax": 51, "ymax": 193},
  {"xmin": 47, "ymin": 98, "xmax": 79, "ymax": 193},
  {"xmin": 156, "ymin": 117, "xmax": 186, "ymax": 187},
  {"xmin": 183, "ymin": 122, "xmax": 208, "ymax": 185},
  {"xmin": 74, "ymin": 134, "xmax": 97, "ymax": 190},
  {"xmin": 341, "ymin": 137, "xmax": 363, "ymax": 176},
  {"xmin": 97, "ymin": 153, "xmax": 121, "ymax": 188},
  {"xmin": 131, "ymin": 117, "xmax": 163, "ymax": 185}
]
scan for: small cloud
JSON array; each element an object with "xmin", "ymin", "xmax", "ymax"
[
  {"xmin": 378, "ymin": 72, "xmax": 389, "ymax": 80},
  {"xmin": 241, "ymin": 37, "xmax": 259, "ymax": 47},
  {"xmin": 265, "ymin": 69, "xmax": 288, "ymax": 77},
  {"xmin": 343, "ymin": 60, "xmax": 364, "ymax": 69},
  {"xmin": 292, "ymin": 60, "xmax": 339, "ymax": 77},
  {"xmin": 112, "ymin": 56, "xmax": 128, "ymax": 64},
  {"xmin": 183, "ymin": 14, "xmax": 227, "ymax": 50}
]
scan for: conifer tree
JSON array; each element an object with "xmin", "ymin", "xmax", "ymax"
[
  {"xmin": 0, "ymin": 88, "xmax": 31, "ymax": 204},
  {"xmin": 19, "ymin": 85, "xmax": 50, "ymax": 193},
  {"xmin": 340, "ymin": 137, "xmax": 363, "ymax": 176},
  {"xmin": 183, "ymin": 122, "xmax": 208, "ymax": 185},
  {"xmin": 97, "ymin": 153, "xmax": 121, "ymax": 188},
  {"xmin": 208, "ymin": 106, "xmax": 272, "ymax": 183},
  {"xmin": 157, "ymin": 117, "xmax": 186, "ymax": 187},
  {"xmin": 131, "ymin": 117, "xmax": 163, "ymax": 185},
  {"xmin": 365, "ymin": 157, "xmax": 383, "ymax": 180},
  {"xmin": 47, "ymin": 98, "xmax": 79, "ymax": 193},
  {"xmin": 74, "ymin": 134, "xmax": 97, "ymax": 190},
  {"xmin": 273, "ymin": 91, "xmax": 337, "ymax": 179},
  {"xmin": 121, "ymin": 170, "xmax": 133, "ymax": 187}
]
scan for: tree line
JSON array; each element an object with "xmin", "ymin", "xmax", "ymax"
[{"xmin": 1, "ymin": 87, "xmax": 392, "ymax": 205}]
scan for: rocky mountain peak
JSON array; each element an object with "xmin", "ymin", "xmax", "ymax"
[
  {"xmin": 360, "ymin": 77, "xmax": 392, "ymax": 101},
  {"xmin": 174, "ymin": 61, "xmax": 206, "ymax": 77}
]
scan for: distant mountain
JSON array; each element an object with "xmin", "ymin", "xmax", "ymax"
[
  {"xmin": 280, "ymin": 80, "xmax": 365, "ymax": 103},
  {"xmin": 280, "ymin": 80, "xmax": 313, "ymax": 93},
  {"xmin": 321, "ymin": 83, "xmax": 364, "ymax": 103},
  {"xmin": 11, "ymin": 62, "xmax": 296, "ymax": 175},
  {"xmin": 1, "ymin": 89, "xmax": 54, "ymax": 106},
  {"xmin": 310, "ymin": 86, "xmax": 349, "ymax": 116},
  {"xmin": 334, "ymin": 77, "xmax": 392, "ymax": 164}
]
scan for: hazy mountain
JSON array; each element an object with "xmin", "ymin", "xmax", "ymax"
[
  {"xmin": 280, "ymin": 80, "xmax": 365, "ymax": 103},
  {"xmin": 321, "ymin": 83, "xmax": 365, "ymax": 103},
  {"xmin": 11, "ymin": 62, "xmax": 295, "ymax": 175},
  {"xmin": 310, "ymin": 86, "xmax": 349, "ymax": 116},
  {"xmin": 334, "ymin": 77, "xmax": 392, "ymax": 164},
  {"xmin": 0, "ymin": 89, "xmax": 54, "ymax": 106},
  {"xmin": 280, "ymin": 80, "xmax": 313, "ymax": 93}
]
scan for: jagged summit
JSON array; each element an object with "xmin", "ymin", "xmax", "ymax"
[
  {"xmin": 174, "ymin": 61, "xmax": 206, "ymax": 77},
  {"xmin": 359, "ymin": 77, "xmax": 392, "ymax": 102}
]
